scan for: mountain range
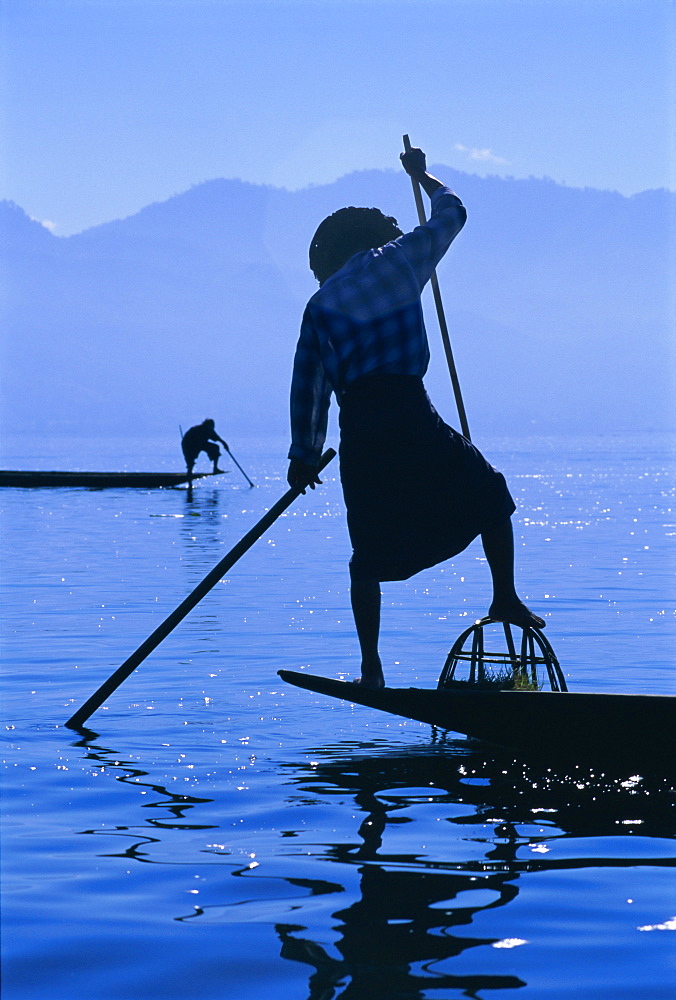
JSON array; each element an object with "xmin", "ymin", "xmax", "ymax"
[{"xmin": 1, "ymin": 167, "xmax": 672, "ymax": 441}]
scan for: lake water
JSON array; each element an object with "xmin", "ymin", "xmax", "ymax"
[{"xmin": 1, "ymin": 432, "xmax": 674, "ymax": 999}]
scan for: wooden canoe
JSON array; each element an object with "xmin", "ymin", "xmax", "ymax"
[
  {"xmin": 278, "ymin": 669, "xmax": 676, "ymax": 765},
  {"xmin": 0, "ymin": 470, "xmax": 228, "ymax": 489}
]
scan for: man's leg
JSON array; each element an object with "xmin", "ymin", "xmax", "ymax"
[
  {"xmin": 482, "ymin": 518, "xmax": 546, "ymax": 628},
  {"xmin": 350, "ymin": 576, "xmax": 385, "ymax": 687},
  {"xmin": 182, "ymin": 447, "xmax": 195, "ymax": 475},
  {"xmin": 205, "ymin": 443, "xmax": 223, "ymax": 473}
]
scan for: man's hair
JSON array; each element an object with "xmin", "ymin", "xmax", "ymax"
[{"xmin": 309, "ymin": 207, "xmax": 403, "ymax": 284}]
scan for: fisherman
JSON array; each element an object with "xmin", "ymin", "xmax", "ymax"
[
  {"xmin": 181, "ymin": 419, "xmax": 228, "ymax": 475},
  {"xmin": 287, "ymin": 146, "xmax": 545, "ymax": 688}
]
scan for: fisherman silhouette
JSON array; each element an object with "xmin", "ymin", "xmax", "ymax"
[
  {"xmin": 181, "ymin": 419, "xmax": 228, "ymax": 475},
  {"xmin": 287, "ymin": 146, "xmax": 545, "ymax": 689}
]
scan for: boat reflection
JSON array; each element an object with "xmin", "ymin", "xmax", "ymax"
[
  {"xmin": 70, "ymin": 731, "xmax": 673, "ymax": 998},
  {"xmin": 181, "ymin": 487, "xmax": 225, "ymax": 554},
  {"xmin": 272, "ymin": 738, "xmax": 674, "ymax": 998}
]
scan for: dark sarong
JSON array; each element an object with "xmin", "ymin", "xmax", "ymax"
[
  {"xmin": 181, "ymin": 431, "xmax": 220, "ymax": 467},
  {"xmin": 339, "ymin": 374, "xmax": 516, "ymax": 582}
]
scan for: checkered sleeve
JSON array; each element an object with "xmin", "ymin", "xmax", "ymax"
[
  {"xmin": 288, "ymin": 306, "xmax": 333, "ymax": 465},
  {"xmin": 397, "ymin": 186, "xmax": 467, "ymax": 290}
]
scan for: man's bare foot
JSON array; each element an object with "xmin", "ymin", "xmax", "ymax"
[
  {"xmin": 352, "ymin": 657, "xmax": 385, "ymax": 688},
  {"xmin": 488, "ymin": 599, "xmax": 546, "ymax": 630},
  {"xmin": 353, "ymin": 674, "xmax": 385, "ymax": 689}
]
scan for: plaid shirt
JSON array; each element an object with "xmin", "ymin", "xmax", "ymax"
[{"xmin": 289, "ymin": 186, "xmax": 466, "ymax": 464}]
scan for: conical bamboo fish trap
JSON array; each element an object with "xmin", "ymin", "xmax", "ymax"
[{"xmin": 438, "ymin": 617, "xmax": 567, "ymax": 692}]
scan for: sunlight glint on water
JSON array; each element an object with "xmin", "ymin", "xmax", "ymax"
[{"xmin": 1, "ymin": 433, "xmax": 674, "ymax": 1000}]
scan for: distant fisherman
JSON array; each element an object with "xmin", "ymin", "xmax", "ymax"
[
  {"xmin": 288, "ymin": 145, "xmax": 545, "ymax": 688},
  {"xmin": 182, "ymin": 419, "xmax": 227, "ymax": 475}
]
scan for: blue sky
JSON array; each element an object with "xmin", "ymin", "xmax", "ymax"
[{"xmin": 1, "ymin": 0, "xmax": 672, "ymax": 234}]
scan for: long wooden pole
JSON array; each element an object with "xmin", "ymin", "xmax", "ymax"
[
  {"xmin": 225, "ymin": 446, "xmax": 255, "ymax": 488},
  {"xmin": 65, "ymin": 448, "xmax": 336, "ymax": 730},
  {"xmin": 403, "ymin": 134, "xmax": 471, "ymax": 441}
]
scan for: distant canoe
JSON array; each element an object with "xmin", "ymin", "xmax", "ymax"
[
  {"xmin": 0, "ymin": 470, "xmax": 228, "ymax": 489},
  {"xmin": 278, "ymin": 670, "xmax": 676, "ymax": 765}
]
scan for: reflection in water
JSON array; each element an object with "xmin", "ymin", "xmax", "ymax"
[
  {"xmin": 272, "ymin": 740, "xmax": 674, "ymax": 1000},
  {"xmin": 72, "ymin": 733, "xmax": 217, "ymax": 866},
  {"xmin": 179, "ymin": 487, "xmax": 229, "ymax": 643},
  {"xmin": 181, "ymin": 488, "xmax": 225, "ymax": 559},
  {"xmin": 277, "ymin": 864, "xmax": 524, "ymax": 998},
  {"xmin": 71, "ymin": 732, "xmax": 674, "ymax": 999}
]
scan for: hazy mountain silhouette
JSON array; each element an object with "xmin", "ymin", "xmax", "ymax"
[{"xmin": 1, "ymin": 168, "xmax": 672, "ymax": 440}]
